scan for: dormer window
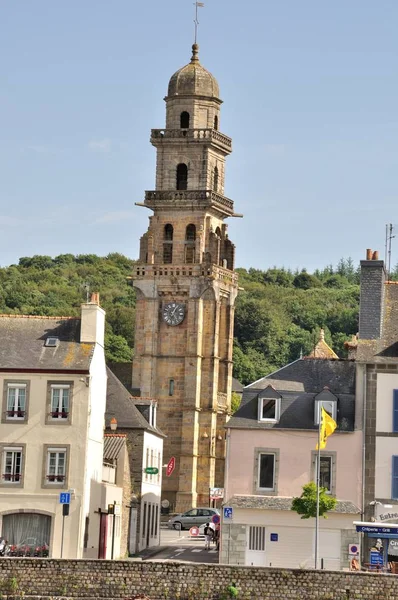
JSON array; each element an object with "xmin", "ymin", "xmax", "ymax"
[
  {"xmin": 45, "ymin": 337, "xmax": 59, "ymax": 348},
  {"xmin": 314, "ymin": 390, "xmax": 337, "ymax": 425},
  {"xmin": 258, "ymin": 394, "xmax": 281, "ymax": 423}
]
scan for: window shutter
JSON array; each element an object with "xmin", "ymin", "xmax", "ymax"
[
  {"xmin": 393, "ymin": 390, "xmax": 398, "ymax": 433},
  {"xmin": 392, "ymin": 456, "xmax": 398, "ymax": 499}
]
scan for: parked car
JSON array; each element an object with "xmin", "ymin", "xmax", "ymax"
[{"xmin": 168, "ymin": 507, "xmax": 220, "ymax": 530}]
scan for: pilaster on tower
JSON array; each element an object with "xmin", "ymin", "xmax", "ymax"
[{"xmin": 132, "ymin": 43, "xmax": 240, "ymax": 512}]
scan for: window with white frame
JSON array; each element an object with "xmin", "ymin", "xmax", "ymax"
[
  {"xmin": 258, "ymin": 452, "xmax": 276, "ymax": 490},
  {"xmin": 314, "ymin": 400, "xmax": 336, "ymax": 425},
  {"xmin": 258, "ymin": 397, "xmax": 280, "ymax": 422},
  {"xmin": 2, "ymin": 447, "xmax": 23, "ymax": 483},
  {"xmin": 46, "ymin": 448, "xmax": 66, "ymax": 483},
  {"xmin": 6, "ymin": 384, "xmax": 26, "ymax": 419},
  {"xmin": 316, "ymin": 455, "xmax": 332, "ymax": 493},
  {"xmin": 50, "ymin": 385, "xmax": 70, "ymax": 419}
]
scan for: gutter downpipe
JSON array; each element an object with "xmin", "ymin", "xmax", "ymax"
[{"xmin": 361, "ymin": 364, "xmax": 367, "ymax": 565}]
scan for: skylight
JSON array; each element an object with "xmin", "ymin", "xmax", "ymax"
[{"xmin": 45, "ymin": 337, "xmax": 59, "ymax": 347}]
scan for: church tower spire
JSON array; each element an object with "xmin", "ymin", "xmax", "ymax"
[{"xmin": 132, "ymin": 44, "xmax": 240, "ymax": 511}]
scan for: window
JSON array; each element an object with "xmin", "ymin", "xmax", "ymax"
[
  {"xmin": 45, "ymin": 337, "xmax": 59, "ymax": 347},
  {"xmin": 43, "ymin": 445, "xmax": 69, "ymax": 488},
  {"xmin": 2, "ymin": 380, "xmax": 30, "ymax": 424},
  {"xmin": 258, "ymin": 453, "xmax": 275, "ymax": 490},
  {"xmin": 163, "ymin": 224, "xmax": 173, "ymax": 264},
  {"xmin": 393, "ymin": 390, "xmax": 398, "ymax": 432},
  {"xmin": 176, "ymin": 163, "xmax": 188, "ymax": 190},
  {"xmin": 180, "ymin": 111, "xmax": 190, "ymax": 128},
  {"xmin": 164, "ymin": 224, "xmax": 173, "ymax": 241},
  {"xmin": 258, "ymin": 398, "xmax": 280, "ymax": 422},
  {"xmin": 169, "ymin": 379, "xmax": 175, "ymax": 396},
  {"xmin": 393, "ymin": 456, "xmax": 398, "ymax": 499},
  {"xmin": 248, "ymin": 526, "xmax": 266, "ymax": 552},
  {"xmin": 47, "ymin": 449, "xmax": 66, "ymax": 483},
  {"xmin": 213, "ymin": 166, "xmax": 219, "ymax": 192},
  {"xmin": 214, "ymin": 115, "xmax": 218, "ymax": 130},
  {"xmin": 317, "ymin": 456, "xmax": 332, "ymax": 493},
  {"xmin": 314, "ymin": 400, "xmax": 337, "ymax": 425},
  {"xmin": 2, "ymin": 447, "xmax": 23, "ymax": 484},
  {"xmin": 6, "ymin": 384, "xmax": 26, "ymax": 419},
  {"xmin": 311, "ymin": 451, "xmax": 336, "ymax": 495},
  {"xmin": 50, "ymin": 385, "xmax": 70, "ymax": 419},
  {"xmin": 185, "ymin": 224, "xmax": 196, "ymax": 241}
]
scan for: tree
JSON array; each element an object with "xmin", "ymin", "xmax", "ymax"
[
  {"xmin": 231, "ymin": 392, "xmax": 241, "ymax": 414},
  {"xmin": 104, "ymin": 332, "xmax": 133, "ymax": 363},
  {"xmin": 291, "ymin": 482, "xmax": 337, "ymax": 519}
]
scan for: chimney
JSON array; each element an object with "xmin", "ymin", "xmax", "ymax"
[
  {"xmin": 359, "ymin": 249, "xmax": 386, "ymax": 340},
  {"xmin": 80, "ymin": 292, "xmax": 105, "ymax": 346}
]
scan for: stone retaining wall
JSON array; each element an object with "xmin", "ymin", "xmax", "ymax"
[{"xmin": 1, "ymin": 559, "xmax": 398, "ymax": 599}]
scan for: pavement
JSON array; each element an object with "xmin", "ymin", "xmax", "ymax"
[{"xmin": 135, "ymin": 525, "xmax": 219, "ymax": 564}]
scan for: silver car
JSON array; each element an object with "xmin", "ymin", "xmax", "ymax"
[{"xmin": 168, "ymin": 507, "xmax": 220, "ymax": 530}]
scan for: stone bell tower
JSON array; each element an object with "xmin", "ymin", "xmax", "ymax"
[{"xmin": 132, "ymin": 44, "xmax": 240, "ymax": 511}]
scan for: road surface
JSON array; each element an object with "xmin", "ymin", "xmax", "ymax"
[{"xmin": 144, "ymin": 527, "xmax": 219, "ymax": 564}]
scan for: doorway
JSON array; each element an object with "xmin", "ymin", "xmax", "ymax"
[
  {"xmin": 98, "ymin": 513, "xmax": 108, "ymax": 559},
  {"xmin": 246, "ymin": 526, "xmax": 266, "ymax": 566}
]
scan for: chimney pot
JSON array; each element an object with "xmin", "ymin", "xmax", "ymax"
[
  {"xmin": 90, "ymin": 292, "xmax": 100, "ymax": 305},
  {"xmin": 366, "ymin": 249, "xmax": 373, "ymax": 260},
  {"xmin": 372, "ymin": 251, "xmax": 379, "ymax": 260}
]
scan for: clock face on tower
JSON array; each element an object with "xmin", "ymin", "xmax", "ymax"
[{"xmin": 162, "ymin": 302, "xmax": 186, "ymax": 326}]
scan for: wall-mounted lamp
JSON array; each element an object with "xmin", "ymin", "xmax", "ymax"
[
  {"xmin": 202, "ymin": 431, "xmax": 209, "ymax": 439},
  {"xmin": 217, "ymin": 433, "xmax": 223, "ymax": 441},
  {"xmin": 110, "ymin": 417, "xmax": 118, "ymax": 431}
]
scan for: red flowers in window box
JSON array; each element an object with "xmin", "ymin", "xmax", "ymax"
[
  {"xmin": 46, "ymin": 475, "xmax": 65, "ymax": 482},
  {"xmin": 50, "ymin": 412, "xmax": 68, "ymax": 418},
  {"xmin": 2, "ymin": 473, "xmax": 21, "ymax": 482},
  {"xmin": 7, "ymin": 410, "xmax": 25, "ymax": 418}
]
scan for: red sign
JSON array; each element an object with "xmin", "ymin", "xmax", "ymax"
[
  {"xmin": 189, "ymin": 526, "xmax": 199, "ymax": 537},
  {"xmin": 212, "ymin": 514, "xmax": 220, "ymax": 525},
  {"xmin": 166, "ymin": 456, "xmax": 175, "ymax": 477}
]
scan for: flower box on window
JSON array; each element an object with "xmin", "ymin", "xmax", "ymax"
[
  {"xmin": 46, "ymin": 475, "xmax": 65, "ymax": 482},
  {"xmin": 2, "ymin": 473, "xmax": 20, "ymax": 482},
  {"xmin": 7, "ymin": 410, "xmax": 25, "ymax": 418},
  {"xmin": 50, "ymin": 412, "xmax": 68, "ymax": 418}
]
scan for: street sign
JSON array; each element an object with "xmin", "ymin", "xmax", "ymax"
[
  {"xmin": 270, "ymin": 533, "xmax": 278, "ymax": 542},
  {"xmin": 223, "ymin": 506, "xmax": 233, "ymax": 520},
  {"xmin": 114, "ymin": 504, "xmax": 121, "ymax": 515},
  {"xmin": 212, "ymin": 514, "xmax": 221, "ymax": 525},
  {"xmin": 189, "ymin": 526, "xmax": 200, "ymax": 537},
  {"xmin": 145, "ymin": 467, "xmax": 159, "ymax": 475},
  {"xmin": 166, "ymin": 456, "xmax": 175, "ymax": 477},
  {"xmin": 349, "ymin": 544, "xmax": 359, "ymax": 556},
  {"xmin": 59, "ymin": 492, "xmax": 71, "ymax": 504},
  {"xmin": 210, "ymin": 487, "xmax": 224, "ymax": 500}
]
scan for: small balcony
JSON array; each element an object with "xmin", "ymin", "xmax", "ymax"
[{"xmin": 151, "ymin": 128, "xmax": 232, "ymax": 154}]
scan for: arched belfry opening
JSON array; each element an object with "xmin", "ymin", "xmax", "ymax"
[
  {"xmin": 163, "ymin": 224, "xmax": 173, "ymax": 264},
  {"xmin": 214, "ymin": 115, "xmax": 218, "ymax": 130},
  {"xmin": 180, "ymin": 112, "xmax": 190, "ymax": 128},
  {"xmin": 176, "ymin": 163, "xmax": 188, "ymax": 190},
  {"xmin": 185, "ymin": 224, "xmax": 196, "ymax": 264},
  {"xmin": 213, "ymin": 166, "xmax": 219, "ymax": 192}
]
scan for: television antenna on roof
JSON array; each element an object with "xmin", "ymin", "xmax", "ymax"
[{"xmin": 384, "ymin": 224, "xmax": 396, "ymax": 279}]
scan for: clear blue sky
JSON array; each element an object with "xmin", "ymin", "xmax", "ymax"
[{"xmin": 1, "ymin": 0, "xmax": 397, "ymax": 271}]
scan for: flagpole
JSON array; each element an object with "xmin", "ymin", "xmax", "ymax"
[{"xmin": 315, "ymin": 408, "xmax": 321, "ymax": 569}]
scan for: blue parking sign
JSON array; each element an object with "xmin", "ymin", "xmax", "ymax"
[
  {"xmin": 59, "ymin": 492, "xmax": 71, "ymax": 504},
  {"xmin": 223, "ymin": 506, "xmax": 233, "ymax": 520}
]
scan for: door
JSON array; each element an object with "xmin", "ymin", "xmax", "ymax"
[
  {"xmin": 246, "ymin": 526, "xmax": 266, "ymax": 566},
  {"xmin": 98, "ymin": 513, "xmax": 107, "ymax": 559}
]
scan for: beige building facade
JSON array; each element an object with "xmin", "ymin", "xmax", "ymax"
[
  {"xmin": 0, "ymin": 297, "xmax": 124, "ymax": 559},
  {"xmin": 132, "ymin": 44, "xmax": 240, "ymax": 511}
]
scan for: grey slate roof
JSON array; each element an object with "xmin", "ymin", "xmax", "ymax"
[
  {"xmin": 0, "ymin": 315, "xmax": 93, "ymax": 371},
  {"xmin": 228, "ymin": 358, "xmax": 355, "ymax": 432},
  {"xmin": 105, "ymin": 367, "xmax": 165, "ymax": 437},
  {"xmin": 232, "ymin": 377, "xmax": 244, "ymax": 393},
  {"xmin": 226, "ymin": 495, "xmax": 360, "ymax": 515}
]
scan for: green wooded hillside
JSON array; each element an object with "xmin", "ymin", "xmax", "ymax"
[{"xmin": 0, "ymin": 253, "xmax": 374, "ymax": 385}]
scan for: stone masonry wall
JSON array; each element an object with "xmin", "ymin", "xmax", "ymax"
[{"xmin": 1, "ymin": 559, "xmax": 398, "ymax": 599}]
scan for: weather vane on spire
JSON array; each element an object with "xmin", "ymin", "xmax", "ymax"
[{"xmin": 194, "ymin": 1, "xmax": 204, "ymax": 44}]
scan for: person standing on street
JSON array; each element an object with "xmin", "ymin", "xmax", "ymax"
[{"xmin": 204, "ymin": 523, "xmax": 213, "ymax": 550}]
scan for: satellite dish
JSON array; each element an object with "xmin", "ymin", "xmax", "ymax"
[{"xmin": 161, "ymin": 499, "xmax": 170, "ymax": 508}]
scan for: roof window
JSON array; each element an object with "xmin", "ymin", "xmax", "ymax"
[{"xmin": 45, "ymin": 337, "xmax": 59, "ymax": 348}]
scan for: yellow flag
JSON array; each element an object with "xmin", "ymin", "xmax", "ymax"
[{"xmin": 316, "ymin": 407, "xmax": 337, "ymax": 450}]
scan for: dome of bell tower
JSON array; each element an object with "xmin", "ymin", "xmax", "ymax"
[{"xmin": 167, "ymin": 44, "xmax": 220, "ymax": 99}]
